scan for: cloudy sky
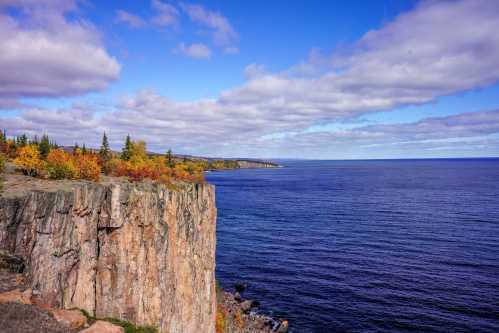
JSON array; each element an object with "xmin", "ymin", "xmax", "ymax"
[{"xmin": 1, "ymin": 0, "xmax": 499, "ymax": 159}]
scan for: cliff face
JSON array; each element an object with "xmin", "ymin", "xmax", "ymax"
[
  {"xmin": 236, "ymin": 160, "xmax": 279, "ymax": 169},
  {"xmin": 0, "ymin": 176, "xmax": 217, "ymax": 333}
]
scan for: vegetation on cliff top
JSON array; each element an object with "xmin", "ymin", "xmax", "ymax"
[
  {"xmin": 0, "ymin": 130, "xmax": 244, "ymax": 185},
  {"xmin": 80, "ymin": 309, "xmax": 158, "ymax": 333}
]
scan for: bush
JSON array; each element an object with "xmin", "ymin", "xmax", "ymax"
[
  {"xmin": 0, "ymin": 153, "xmax": 5, "ymax": 173},
  {"xmin": 46, "ymin": 149, "xmax": 77, "ymax": 180},
  {"xmin": 14, "ymin": 145, "xmax": 43, "ymax": 176},
  {"xmin": 74, "ymin": 153, "xmax": 101, "ymax": 181}
]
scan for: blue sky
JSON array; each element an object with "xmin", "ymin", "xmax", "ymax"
[{"xmin": 1, "ymin": 0, "xmax": 499, "ymax": 159}]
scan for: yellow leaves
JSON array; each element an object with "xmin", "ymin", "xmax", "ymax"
[
  {"xmin": 0, "ymin": 153, "xmax": 5, "ymax": 172},
  {"xmin": 14, "ymin": 145, "xmax": 43, "ymax": 176},
  {"xmin": 74, "ymin": 153, "xmax": 101, "ymax": 181},
  {"xmin": 45, "ymin": 149, "xmax": 101, "ymax": 181},
  {"xmin": 46, "ymin": 149, "xmax": 77, "ymax": 180}
]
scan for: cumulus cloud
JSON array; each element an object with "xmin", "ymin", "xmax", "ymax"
[
  {"xmin": 3, "ymin": 0, "xmax": 499, "ymax": 158},
  {"xmin": 115, "ymin": 9, "xmax": 146, "ymax": 28},
  {"xmin": 151, "ymin": 0, "xmax": 179, "ymax": 27},
  {"xmin": 0, "ymin": 0, "xmax": 121, "ymax": 106},
  {"xmin": 175, "ymin": 42, "xmax": 212, "ymax": 59},
  {"xmin": 180, "ymin": 2, "xmax": 238, "ymax": 46}
]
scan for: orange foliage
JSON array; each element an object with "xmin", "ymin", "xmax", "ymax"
[
  {"xmin": 46, "ymin": 149, "xmax": 77, "ymax": 179},
  {"xmin": 216, "ymin": 305, "xmax": 227, "ymax": 333},
  {"xmin": 14, "ymin": 145, "xmax": 43, "ymax": 176},
  {"xmin": 107, "ymin": 156, "xmax": 202, "ymax": 184},
  {"xmin": 234, "ymin": 310, "xmax": 245, "ymax": 328},
  {"xmin": 45, "ymin": 149, "xmax": 101, "ymax": 181}
]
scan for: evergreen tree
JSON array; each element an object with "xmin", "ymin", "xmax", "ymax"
[
  {"xmin": 166, "ymin": 149, "xmax": 174, "ymax": 167},
  {"xmin": 99, "ymin": 132, "xmax": 111, "ymax": 162},
  {"xmin": 74, "ymin": 142, "xmax": 79, "ymax": 153},
  {"xmin": 0, "ymin": 130, "xmax": 6, "ymax": 144},
  {"xmin": 17, "ymin": 134, "xmax": 28, "ymax": 147},
  {"xmin": 121, "ymin": 134, "xmax": 132, "ymax": 161},
  {"xmin": 38, "ymin": 134, "xmax": 51, "ymax": 158},
  {"xmin": 81, "ymin": 144, "xmax": 87, "ymax": 155}
]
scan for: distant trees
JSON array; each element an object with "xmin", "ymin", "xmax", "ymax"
[{"xmin": 2, "ymin": 131, "xmax": 239, "ymax": 185}]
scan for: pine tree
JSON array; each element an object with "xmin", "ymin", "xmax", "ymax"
[
  {"xmin": 81, "ymin": 144, "xmax": 87, "ymax": 155},
  {"xmin": 38, "ymin": 134, "xmax": 51, "ymax": 159},
  {"xmin": 166, "ymin": 149, "xmax": 174, "ymax": 167},
  {"xmin": 121, "ymin": 134, "xmax": 132, "ymax": 161},
  {"xmin": 99, "ymin": 132, "xmax": 111, "ymax": 162},
  {"xmin": 0, "ymin": 130, "xmax": 6, "ymax": 144},
  {"xmin": 16, "ymin": 134, "xmax": 27, "ymax": 147}
]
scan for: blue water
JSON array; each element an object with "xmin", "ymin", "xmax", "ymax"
[{"xmin": 206, "ymin": 159, "xmax": 499, "ymax": 333}]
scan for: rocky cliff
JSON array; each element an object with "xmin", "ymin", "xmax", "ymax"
[
  {"xmin": 236, "ymin": 160, "xmax": 279, "ymax": 169},
  {"xmin": 0, "ymin": 174, "xmax": 217, "ymax": 333}
]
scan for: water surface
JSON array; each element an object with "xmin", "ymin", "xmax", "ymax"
[{"xmin": 207, "ymin": 159, "xmax": 499, "ymax": 333}]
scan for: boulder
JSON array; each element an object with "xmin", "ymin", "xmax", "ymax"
[
  {"xmin": 51, "ymin": 309, "xmax": 87, "ymax": 330},
  {"xmin": 0, "ymin": 288, "xmax": 32, "ymax": 304},
  {"xmin": 277, "ymin": 320, "xmax": 289, "ymax": 333},
  {"xmin": 240, "ymin": 300, "xmax": 254, "ymax": 313},
  {"xmin": 80, "ymin": 320, "xmax": 124, "ymax": 333}
]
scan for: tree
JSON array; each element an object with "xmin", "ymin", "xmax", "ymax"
[
  {"xmin": 14, "ymin": 145, "xmax": 43, "ymax": 176},
  {"xmin": 16, "ymin": 134, "xmax": 28, "ymax": 147},
  {"xmin": 46, "ymin": 149, "xmax": 77, "ymax": 180},
  {"xmin": 166, "ymin": 149, "xmax": 174, "ymax": 167},
  {"xmin": 99, "ymin": 132, "xmax": 111, "ymax": 162},
  {"xmin": 81, "ymin": 144, "xmax": 87, "ymax": 155},
  {"xmin": 129, "ymin": 140, "xmax": 147, "ymax": 163},
  {"xmin": 121, "ymin": 134, "xmax": 132, "ymax": 161},
  {"xmin": 38, "ymin": 134, "xmax": 51, "ymax": 159}
]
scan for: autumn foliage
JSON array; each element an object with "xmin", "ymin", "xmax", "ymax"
[
  {"xmin": 46, "ymin": 149, "xmax": 101, "ymax": 181},
  {"xmin": 14, "ymin": 145, "xmax": 44, "ymax": 176},
  {"xmin": 4, "ymin": 132, "xmax": 208, "ymax": 184}
]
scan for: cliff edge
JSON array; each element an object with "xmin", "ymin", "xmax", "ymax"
[{"xmin": 0, "ymin": 173, "xmax": 217, "ymax": 333}]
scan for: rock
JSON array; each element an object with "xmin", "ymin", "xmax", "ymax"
[
  {"xmin": 0, "ymin": 288, "xmax": 32, "ymax": 304},
  {"xmin": 0, "ymin": 301, "xmax": 68, "ymax": 333},
  {"xmin": 234, "ymin": 291, "xmax": 242, "ymax": 302},
  {"xmin": 0, "ymin": 249, "xmax": 24, "ymax": 272},
  {"xmin": 80, "ymin": 320, "xmax": 124, "ymax": 333},
  {"xmin": 0, "ymin": 176, "xmax": 217, "ymax": 333},
  {"xmin": 240, "ymin": 300, "xmax": 254, "ymax": 313},
  {"xmin": 276, "ymin": 320, "xmax": 289, "ymax": 333},
  {"xmin": 51, "ymin": 309, "xmax": 87, "ymax": 330},
  {"xmin": 235, "ymin": 282, "xmax": 247, "ymax": 293}
]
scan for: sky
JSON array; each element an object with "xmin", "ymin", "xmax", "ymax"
[{"xmin": 1, "ymin": 0, "xmax": 499, "ymax": 159}]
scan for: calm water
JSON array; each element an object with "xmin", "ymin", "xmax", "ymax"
[{"xmin": 207, "ymin": 159, "xmax": 499, "ymax": 333}]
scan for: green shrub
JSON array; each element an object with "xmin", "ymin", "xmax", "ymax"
[{"xmin": 79, "ymin": 310, "xmax": 158, "ymax": 333}]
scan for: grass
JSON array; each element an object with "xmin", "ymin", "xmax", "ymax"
[{"xmin": 79, "ymin": 309, "xmax": 158, "ymax": 333}]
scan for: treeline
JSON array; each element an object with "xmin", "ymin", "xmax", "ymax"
[
  {"xmin": 0, "ymin": 131, "xmax": 242, "ymax": 184},
  {"xmin": 0, "ymin": 131, "xmax": 209, "ymax": 183}
]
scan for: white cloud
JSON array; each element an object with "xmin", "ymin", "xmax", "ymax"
[
  {"xmin": 151, "ymin": 0, "xmax": 179, "ymax": 27},
  {"xmin": 3, "ymin": 0, "xmax": 499, "ymax": 158},
  {"xmin": 175, "ymin": 42, "xmax": 212, "ymax": 59},
  {"xmin": 0, "ymin": 0, "xmax": 121, "ymax": 106},
  {"xmin": 115, "ymin": 9, "xmax": 146, "ymax": 28},
  {"xmin": 180, "ymin": 2, "xmax": 237, "ymax": 46},
  {"xmin": 224, "ymin": 46, "xmax": 239, "ymax": 55}
]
